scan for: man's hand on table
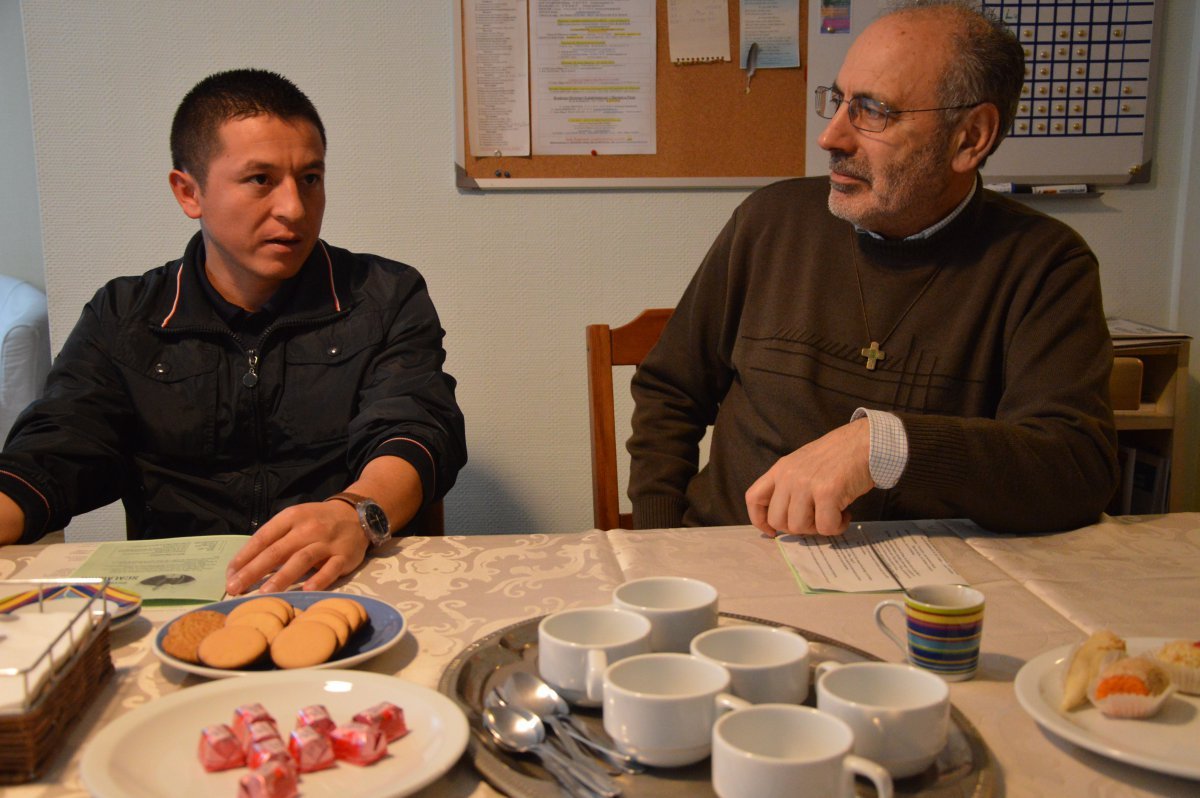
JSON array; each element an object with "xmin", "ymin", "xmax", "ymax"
[
  {"xmin": 225, "ymin": 500, "xmax": 369, "ymax": 595},
  {"xmin": 745, "ymin": 417, "xmax": 875, "ymax": 538}
]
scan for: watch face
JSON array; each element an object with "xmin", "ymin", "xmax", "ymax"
[{"xmin": 361, "ymin": 501, "xmax": 390, "ymax": 540}]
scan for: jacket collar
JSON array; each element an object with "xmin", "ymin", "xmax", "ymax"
[{"xmin": 157, "ymin": 231, "xmax": 345, "ymax": 330}]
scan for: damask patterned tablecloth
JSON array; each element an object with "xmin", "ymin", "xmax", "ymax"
[
  {"xmin": 2, "ymin": 520, "xmax": 1197, "ymax": 797},
  {"xmin": 956, "ymin": 513, "xmax": 1200, "ymax": 637}
]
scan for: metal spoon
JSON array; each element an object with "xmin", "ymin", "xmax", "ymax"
[
  {"xmin": 499, "ymin": 671, "xmax": 644, "ymax": 774},
  {"xmin": 482, "ymin": 702, "xmax": 622, "ymax": 798}
]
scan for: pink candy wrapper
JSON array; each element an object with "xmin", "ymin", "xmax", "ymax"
[
  {"xmin": 237, "ymin": 760, "xmax": 299, "ymax": 798},
  {"xmin": 232, "ymin": 703, "xmax": 277, "ymax": 745},
  {"xmin": 243, "ymin": 720, "xmax": 282, "ymax": 753},
  {"xmin": 353, "ymin": 701, "xmax": 409, "ymax": 742},
  {"xmin": 330, "ymin": 722, "xmax": 387, "ymax": 766},
  {"xmin": 288, "ymin": 725, "xmax": 337, "ymax": 772},
  {"xmin": 246, "ymin": 736, "xmax": 295, "ymax": 773},
  {"xmin": 198, "ymin": 724, "xmax": 245, "ymax": 772},
  {"xmin": 295, "ymin": 703, "xmax": 337, "ymax": 736}
]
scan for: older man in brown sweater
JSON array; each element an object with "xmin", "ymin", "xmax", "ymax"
[{"xmin": 628, "ymin": 0, "xmax": 1118, "ymax": 536}]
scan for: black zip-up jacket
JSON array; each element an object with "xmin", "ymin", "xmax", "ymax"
[{"xmin": 0, "ymin": 233, "xmax": 467, "ymax": 543}]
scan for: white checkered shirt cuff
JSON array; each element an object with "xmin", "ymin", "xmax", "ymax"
[{"xmin": 851, "ymin": 407, "xmax": 908, "ymax": 490}]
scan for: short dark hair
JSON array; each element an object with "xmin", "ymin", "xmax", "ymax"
[
  {"xmin": 884, "ymin": 1, "xmax": 1025, "ymax": 160},
  {"xmin": 170, "ymin": 68, "xmax": 326, "ymax": 185}
]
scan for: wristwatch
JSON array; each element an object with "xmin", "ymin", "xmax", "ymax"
[{"xmin": 325, "ymin": 492, "xmax": 391, "ymax": 547}]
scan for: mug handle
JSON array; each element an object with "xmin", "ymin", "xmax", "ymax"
[
  {"xmin": 844, "ymin": 754, "xmax": 893, "ymax": 798},
  {"xmin": 813, "ymin": 659, "xmax": 843, "ymax": 682},
  {"xmin": 714, "ymin": 692, "xmax": 750, "ymax": 717},
  {"xmin": 873, "ymin": 599, "xmax": 909, "ymax": 660},
  {"xmin": 585, "ymin": 649, "xmax": 608, "ymax": 703}
]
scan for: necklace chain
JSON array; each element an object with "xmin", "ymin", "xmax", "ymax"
[{"xmin": 849, "ymin": 236, "xmax": 943, "ymax": 370}]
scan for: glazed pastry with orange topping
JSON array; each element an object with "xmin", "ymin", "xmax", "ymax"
[{"xmin": 1089, "ymin": 656, "xmax": 1174, "ymax": 719}]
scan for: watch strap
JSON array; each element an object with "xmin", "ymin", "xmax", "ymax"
[{"xmin": 325, "ymin": 492, "xmax": 390, "ymax": 546}]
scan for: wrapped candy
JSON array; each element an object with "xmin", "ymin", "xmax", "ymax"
[
  {"xmin": 330, "ymin": 722, "xmax": 387, "ymax": 766},
  {"xmin": 352, "ymin": 701, "xmax": 408, "ymax": 742},
  {"xmin": 243, "ymin": 720, "xmax": 282, "ymax": 753},
  {"xmin": 232, "ymin": 703, "xmax": 277, "ymax": 745},
  {"xmin": 246, "ymin": 736, "xmax": 295, "ymax": 774},
  {"xmin": 288, "ymin": 725, "xmax": 337, "ymax": 772},
  {"xmin": 295, "ymin": 703, "xmax": 336, "ymax": 736},
  {"xmin": 197, "ymin": 724, "xmax": 245, "ymax": 772},
  {"xmin": 237, "ymin": 760, "xmax": 299, "ymax": 798}
]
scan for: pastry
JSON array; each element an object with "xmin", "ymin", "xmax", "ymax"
[
  {"xmin": 305, "ymin": 597, "xmax": 366, "ymax": 632},
  {"xmin": 226, "ymin": 611, "xmax": 286, "ymax": 644},
  {"xmin": 270, "ymin": 620, "xmax": 339, "ymax": 669},
  {"xmin": 197, "ymin": 625, "xmax": 269, "ymax": 669},
  {"xmin": 1089, "ymin": 656, "xmax": 1174, "ymax": 718},
  {"xmin": 228, "ymin": 596, "xmax": 295, "ymax": 625},
  {"xmin": 162, "ymin": 609, "xmax": 228, "ymax": 664},
  {"xmin": 1060, "ymin": 629, "xmax": 1125, "ymax": 711},
  {"xmin": 1152, "ymin": 640, "xmax": 1200, "ymax": 694},
  {"xmin": 300, "ymin": 609, "xmax": 351, "ymax": 648}
]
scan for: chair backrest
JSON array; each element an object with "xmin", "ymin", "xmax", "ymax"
[{"xmin": 586, "ymin": 308, "xmax": 673, "ymax": 530}]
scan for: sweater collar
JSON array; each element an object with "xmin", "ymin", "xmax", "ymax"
[
  {"xmin": 854, "ymin": 176, "xmax": 984, "ymax": 262},
  {"xmin": 157, "ymin": 231, "xmax": 345, "ymax": 329}
]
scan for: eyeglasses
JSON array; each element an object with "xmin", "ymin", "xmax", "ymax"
[{"xmin": 814, "ymin": 86, "xmax": 981, "ymax": 132}]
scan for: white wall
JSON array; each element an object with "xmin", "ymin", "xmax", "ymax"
[
  {"xmin": 0, "ymin": 0, "xmax": 44, "ymax": 289},
  {"xmin": 16, "ymin": 0, "xmax": 1200, "ymax": 537}
]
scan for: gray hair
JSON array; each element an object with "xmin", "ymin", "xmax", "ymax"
[{"xmin": 883, "ymin": 0, "xmax": 1025, "ymax": 158}]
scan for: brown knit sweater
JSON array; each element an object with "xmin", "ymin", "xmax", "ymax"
[{"xmin": 629, "ymin": 177, "xmax": 1118, "ymax": 533}]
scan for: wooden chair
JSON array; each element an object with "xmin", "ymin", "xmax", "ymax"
[{"xmin": 586, "ymin": 309, "xmax": 673, "ymax": 530}]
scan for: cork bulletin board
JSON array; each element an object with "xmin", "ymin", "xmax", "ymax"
[{"xmin": 453, "ymin": 1, "xmax": 810, "ymax": 190}]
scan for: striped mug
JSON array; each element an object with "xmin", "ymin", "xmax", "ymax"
[{"xmin": 874, "ymin": 584, "xmax": 984, "ymax": 681}]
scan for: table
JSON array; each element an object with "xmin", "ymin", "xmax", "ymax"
[{"xmin": 4, "ymin": 514, "xmax": 1199, "ymax": 797}]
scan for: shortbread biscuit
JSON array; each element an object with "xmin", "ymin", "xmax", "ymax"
[
  {"xmin": 226, "ymin": 610, "xmax": 286, "ymax": 644},
  {"xmin": 161, "ymin": 609, "xmax": 227, "ymax": 663},
  {"xmin": 227, "ymin": 595, "xmax": 295, "ymax": 625},
  {"xmin": 306, "ymin": 597, "xmax": 366, "ymax": 632},
  {"xmin": 271, "ymin": 620, "xmax": 339, "ymax": 669},
  {"xmin": 301, "ymin": 609, "xmax": 351, "ymax": 648},
  {"xmin": 198, "ymin": 625, "xmax": 269, "ymax": 669}
]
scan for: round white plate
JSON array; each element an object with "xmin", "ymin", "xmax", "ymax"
[
  {"xmin": 153, "ymin": 592, "xmax": 406, "ymax": 678},
  {"xmin": 79, "ymin": 669, "xmax": 469, "ymax": 798},
  {"xmin": 1014, "ymin": 637, "xmax": 1200, "ymax": 780}
]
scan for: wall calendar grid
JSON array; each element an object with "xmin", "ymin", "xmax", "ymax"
[{"xmin": 985, "ymin": 0, "xmax": 1153, "ymax": 140}]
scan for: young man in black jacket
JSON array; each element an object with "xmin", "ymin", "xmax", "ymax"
[{"xmin": 0, "ymin": 69, "xmax": 467, "ymax": 595}]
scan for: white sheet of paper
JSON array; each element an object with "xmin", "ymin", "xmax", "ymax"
[
  {"xmin": 667, "ymin": 0, "xmax": 731, "ymax": 63},
  {"xmin": 463, "ymin": 0, "xmax": 531, "ymax": 157},
  {"xmin": 778, "ymin": 520, "xmax": 967, "ymax": 593},
  {"xmin": 738, "ymin": 0, "xmax": 800, "ymax": 68},
  {"xmin": 13, "ymin": 543, "xmax": 99, "ymax": 579},
  {"xmin": 530, "ymin": 0, "xmax": 657, "ymax": 155}
]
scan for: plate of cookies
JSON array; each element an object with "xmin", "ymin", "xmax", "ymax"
[
  {"xmin": 154, "ymin": 592, "xmax": 406, "ymax": 678},
  {"xmin": 1014, "ymin": 635, "xmax": 1200, "ymax": 780}
]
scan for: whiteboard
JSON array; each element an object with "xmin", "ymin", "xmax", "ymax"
[{"xmin": 804, "ymin": 0, "xmax": 1161, "ymax": 185}]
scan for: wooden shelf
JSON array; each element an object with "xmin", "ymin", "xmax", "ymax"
[{"xmin": 1110, "ymin": 338, "xmax": 1190, "ymax": 511}]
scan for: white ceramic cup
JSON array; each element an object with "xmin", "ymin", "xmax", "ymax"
[
  {"xmin": 537, "ymin": 607, "xmax": 652, "ymax": 707},
  {"xmin": 690, "ymin": 625, "xmax": 811, "ymax": 704},
  {"xmin": 599, "ymin": 652, "xmax": 749, "ymax": 767},
  {"xmin": 612, "ymin": 576, "xmax": 719, "ymax": 653},
  {"xmin": 712, "ymin": 704, "xmax": 894, "ymax": 798},
  {"xmin": 815, "ymin": 661, "xmax": 950, "ymax": 779}
]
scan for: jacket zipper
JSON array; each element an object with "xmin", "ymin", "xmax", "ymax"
[
  {"xmin": 242, "ymin": 346, "xmax": 264, "ymax": 530},
  {"xmin": 155, "ymin": 313, "xmax": 345, "ymax": 531}
]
